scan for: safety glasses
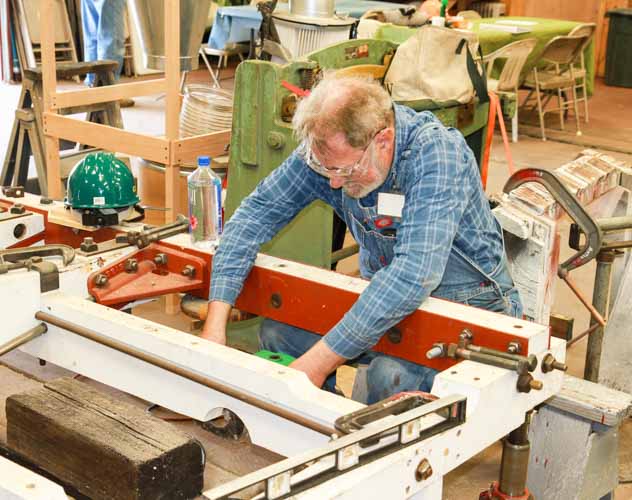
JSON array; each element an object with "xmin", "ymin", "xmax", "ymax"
[{"xmin": 299, "ymin": 129, "xmax": 384, "ymax": 178}]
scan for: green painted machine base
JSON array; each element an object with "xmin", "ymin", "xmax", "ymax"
[{"xmin": 254, "ymin": 350, "xmax": 296, "ymax": 366}]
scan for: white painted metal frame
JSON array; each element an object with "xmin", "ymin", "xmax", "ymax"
[{"xmin": 0, "ymin": 233, "xmax": 566, "ymax": 497}]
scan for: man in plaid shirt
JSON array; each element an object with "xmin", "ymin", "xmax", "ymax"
[{"xmin": 202, "ymin": 76, "xmax": 522, "ymax": 404}]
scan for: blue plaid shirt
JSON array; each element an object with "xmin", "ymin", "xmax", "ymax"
[{"xmin": 210, "ymin": 104, "xmax": 506, "ymax": 359}]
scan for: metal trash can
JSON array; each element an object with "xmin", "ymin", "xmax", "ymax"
[{"xmin": 605, "ymin": 8, "xmax": 632, "ymax": 88}]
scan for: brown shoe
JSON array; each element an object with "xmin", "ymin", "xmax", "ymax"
[{"xmin": 120, "ymin": 98, "xmax": 135, "ymax": 108}]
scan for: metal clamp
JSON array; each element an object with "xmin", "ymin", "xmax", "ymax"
[{"xmin": 503, "ymin": 168, "xmax": 602, "ymax": 277}]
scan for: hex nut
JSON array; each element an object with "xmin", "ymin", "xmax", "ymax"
[{"xmin": 415, "ymin": 459, "xmax": 433, "ymax": 481}]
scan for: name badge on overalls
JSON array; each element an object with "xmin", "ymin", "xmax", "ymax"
[{"xmin": 377, "ymin": 192, "xmax": 405, "ymax": 218}]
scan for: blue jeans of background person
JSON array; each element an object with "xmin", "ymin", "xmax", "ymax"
[
  {"xmin": 259, "ymin": 256, "xmax": 523, "ymax": 405},
  {"xmin": 81, "ymin": 0, "xmax": 126, "ymax": 86}
]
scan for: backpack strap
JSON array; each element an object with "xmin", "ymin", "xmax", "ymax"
[{"xmin": 456, "ymin": 39, "xmax": 489, "ymax": 104}]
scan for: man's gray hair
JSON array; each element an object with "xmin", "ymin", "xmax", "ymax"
[{"xmin": 292, "ymin": 75, "xmax": 393, "ymax": 150}]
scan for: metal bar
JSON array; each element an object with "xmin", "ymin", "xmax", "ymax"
[
  {"xmin": 584, "ymin": 251, "xmax": 615, "ymax": 382},
  {"xmin": 566, "ymin": 323, "xmax": 599, "ymax": 347},
  {"xmin": 467, "ymin": 345, "xmax": 536, "ymax": 370},
  {"xmin": 455, "ymin": 347, "xmax": 520, "ymax": 372},
  {"xmin": 597, "ymin": 216, "xmax": 632, "ymax": 232},
  {"xmin": 0, "ymin": 323, "xmax": 47, "ymax": 357},
  {"xmin": 331, "ymin": 244, "xmax": 360, "ymax": 264},
  {"xmin": 498, "ymin": 412, "xmax": 531, "ymax": 497},
  {"xmin": 602, "ymin": 240, "xmax": 632, "ymax": 251},
  {"xmin": 34, "ymin": 311, "xmax": 336, "ymax": 436},
  {"xmin": 561, "ymin": 274, "xmax": 607, "ymax": 327}
]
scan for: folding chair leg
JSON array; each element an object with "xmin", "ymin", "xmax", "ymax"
[
  {"xmin": 571, "ymin": 82, "xmax": 582, "ymax": 137},
  {"xmin": 199, "ymin": 48, "xmax": 221, "ymax": 88},
  {"xmin": 557, "ymin": 88, "xmax": 565, "ymax": 131},
  {"xmin": 582, "ymin": 79, "xmax": 589, "ymax": 123},
  {"xmin": 535, "ymin": 84, "xmax": 546, "ymax": 141}
]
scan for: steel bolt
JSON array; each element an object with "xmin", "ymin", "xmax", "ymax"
[
  {"xmin": 460, "ymin": 329, "xmax": 473, "ymax": 341},
  {"xmin": 415, "ymin": 458, "xmax": 433, "ymax": 481},
  {"xmin": 517, "ymin": 373, "xmax": 544, "ymax": 393},
  {"xmin": 94, "ymin": 274, "xmax": 108, "ymax": 287},
  {"xmin": 426, "ymin": 344, "xmax": 445, "ymax": 360},
  {"xmin": 530, "ymin": 379, "xmax": 544, "ymax": 391},
  {"xmin": 154, "ymin": 253, "xmax": 168, "ymax": 265},
  {"xmin": 182, "ymin": 265, "xmax": 196, "ymax": 277},
  {"xmin": 507, "ymin": 341, "xmax": 521, "ymax": 354},
  {"xmin": 541, "ymin": 353, "xmax": 568, "ymax": 373},
  {"xmin": 80, "ymin": 237, "xmax": 98, "ymax": 253},
  {"xmin": 124, "ymin": 258, "xmax": 138, "ymax": 273},
  {"xmin": 266, "ymin": 132, "xmax": 286, "ymax": 150}
]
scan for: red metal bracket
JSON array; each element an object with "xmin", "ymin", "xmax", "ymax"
[{"xmin": 87, "ymin": 243, "xmax": 209, "ymax": 307}]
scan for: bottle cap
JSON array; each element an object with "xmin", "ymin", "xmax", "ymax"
[{"xmin": 198, "ymin": 156, "xmax": 211, "ymax": 167}]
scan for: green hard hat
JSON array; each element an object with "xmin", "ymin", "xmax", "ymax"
[{"xmin": 66, "ymin": 152, "xmax": 140, "ymax": 209}]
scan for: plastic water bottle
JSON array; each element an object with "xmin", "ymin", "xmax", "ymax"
[{"xmin": 187, "ymin": 156, "xmax": 222, "ymax": 248}]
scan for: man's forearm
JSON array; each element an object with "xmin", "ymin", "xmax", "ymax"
[
  {"xmin": 200, "ymin": 301, "xmax": 232, "ymax": 344},
  {"xmin": 290, "ymin": 340, "xmax": 346, "ymax": 388}
]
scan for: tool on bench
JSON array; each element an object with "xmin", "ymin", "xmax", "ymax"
[
  {"xmin": 0, "ymin": 245, "xmax": 75, "ymax": 292},
  {"xmin": 504, "ymin": 168, "xmax": 607, "ymax": 327},
  {"xmin": 0, "ymin": 244, "xmax": 75, "ymax": 266}
]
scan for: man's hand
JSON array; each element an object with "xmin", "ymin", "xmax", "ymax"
[
  {"xmin": 289, "ymin": 340, "xmax": 346, "ymax": 388},
  {"xmin": 200, "ymin": 301, "xmax": 232, "ymax": 345}
]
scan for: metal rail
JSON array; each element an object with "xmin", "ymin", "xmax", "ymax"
[{"xmin": 35, "ymin": 311, "xmax": 337, "ymax": 436}]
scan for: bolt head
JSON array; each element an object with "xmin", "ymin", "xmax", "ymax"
[{"xmin": 415, "ymin": 459, "xmax": 433, "ymax": 481}]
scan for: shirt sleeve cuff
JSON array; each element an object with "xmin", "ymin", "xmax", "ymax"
[
  {"xmin": 323, "ymin": 320, "xmax": 373, "ymax": 360},
  {"xmin": 209, "ymin": 275, "xmax": 243, "ymax": 305}
]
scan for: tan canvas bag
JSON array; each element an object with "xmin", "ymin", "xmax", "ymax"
[{"xmin": 384, "ymin": 25, "xmax": 487, "ymax": 107}]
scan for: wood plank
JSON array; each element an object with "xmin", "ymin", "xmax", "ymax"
[
  {"xmin": 164, "ymin": 0, "xmax": 181, "ymax": 227},
  {"xmin": 547, "ymin": 375, "xmax": 632, "ymax": 426},
  {"xmin": 43, "ymin": 113, "xmax": 170, "ymax": 164},
  {"xmin": 173, "ymin": 130, "xmax": 231, "ymax": 164},
  {"xmin": 6, "ymin": 377, "xmax": 204, "ymax": 500},
  {"xmin": 53, "ymin": 79, "xmax": 167, "ymax": 109},
  {"xmin": 40, "ymin": 0, "xmax": 62, "ymax": 199}
]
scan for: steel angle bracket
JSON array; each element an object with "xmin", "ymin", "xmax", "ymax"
[
  {"xmin": 503, "ymin": 168, "xmax": 602, "ymax": 276},
  {"xmin": 203, "ymin": 394, "xmax": 466, "ymax": 500}
]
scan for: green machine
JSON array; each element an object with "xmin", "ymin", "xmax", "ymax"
[{"xmin": 225, "ymin": 38, "xmax": 490, "ymax": 270}]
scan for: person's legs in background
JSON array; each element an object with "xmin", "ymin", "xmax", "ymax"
[
  {"xmin": 95, "ymin": 0, "xmax": 126, "ymax": 79},
  {"xmin": 81, "ymin": 0, "xmax": 100, "ymax": 86},
  {"xmin": 81, "ymin": 0, "xmax": 133, "ymax": 106}
]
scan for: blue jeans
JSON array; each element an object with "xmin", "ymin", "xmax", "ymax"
[
  {"xmin": 260, "ymin": 320, "xmax": 438, "ymax": 405},
  {"xmin": 81, "ymin": 0, "xmax": 126, "ymax": 86}
]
